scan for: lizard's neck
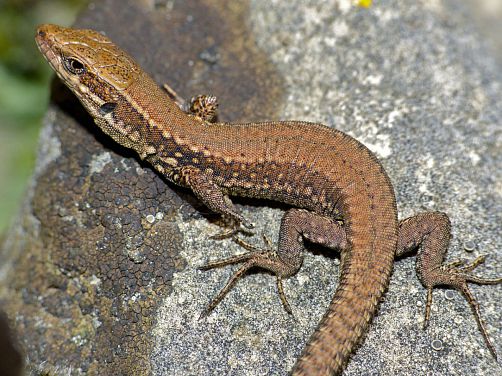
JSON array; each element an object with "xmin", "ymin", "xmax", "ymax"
[
  {"xmin": 95, "ymin": 70, "xmax": 203, "ymax": 160},
  {"xmin": 125, "ymin": 71, "xmax": 202, "ymax": 136},
  {"xmin": 98, "ymin": 71, "xmax": 206, "ymax": 185}
]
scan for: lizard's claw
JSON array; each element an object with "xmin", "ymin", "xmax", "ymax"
[
  {"xmin": 233, "ymin": 233, "xmax": 272, "ymax": 252},
  {"xmin": 199, "ymin": 234, "xmax": 294, "ymax": 317},
  {"xmin": 209, "ymin": 217, "xmax": 255, "ymax": 240},
  {"xmin": 422, "ymin": 255, "xmax": 502, "ymax": 359}
]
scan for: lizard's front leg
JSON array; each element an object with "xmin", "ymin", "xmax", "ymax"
[
  {"xmin": 163, "ymin": 83, "xmax": 219, "ymax": 122},
  {"xmin": 182, "ymin": 166, "xmax": 254, "ymax": 232},
  {"xmin": 200, "ymin": 208, "xmax": 348, "ymax": 316},
  {"xmin": 397, "ymin": 211, "xmax": 502, "ymax": 358}
]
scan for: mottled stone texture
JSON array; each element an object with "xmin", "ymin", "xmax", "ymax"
[{"xmin": 0, "ymin": 102, "xmax": 188, "ymax": 375}]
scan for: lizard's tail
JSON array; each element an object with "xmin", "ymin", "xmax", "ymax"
[{"xmin": 292, "ymin": 204, "xmax": 397, "ymax": 375}]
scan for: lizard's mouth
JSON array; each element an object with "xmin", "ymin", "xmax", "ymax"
[{"xmin": 35, "ymin": 26, "xmax": 59, "ymax": 72}]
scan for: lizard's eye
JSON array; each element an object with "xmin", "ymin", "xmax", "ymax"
[{"xmin": 63, "ymin": 57, "xmax": 86, "ymax": 75}]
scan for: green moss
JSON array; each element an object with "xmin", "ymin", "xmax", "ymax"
[{"xmin": 0, "ymin": 0, "xmax": 87, "ymax": 233}]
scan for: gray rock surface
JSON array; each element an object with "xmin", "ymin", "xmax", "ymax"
[
  {"xmin": 152, "ymin": 1, "xmax": 502, "ymax": 375},
  {"xmin": 1, "ymin": 1, "xmax": 500, "ymax": 375}
]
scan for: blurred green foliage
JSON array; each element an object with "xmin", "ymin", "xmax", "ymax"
[{"xmin": 0, "ymin": 0, "xmax": 87, "ymax": 234}]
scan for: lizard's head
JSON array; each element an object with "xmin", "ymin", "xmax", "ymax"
[{"xmin": 35, "ymin": 24, "xmax": 141, "ymax": 118}]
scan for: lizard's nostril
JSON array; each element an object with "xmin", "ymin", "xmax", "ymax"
[{"xmin": 37, "ymin": 29, "xmax": 46, "ymax": 38}]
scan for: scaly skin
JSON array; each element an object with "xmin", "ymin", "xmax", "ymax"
[{"xmin": 36, "ymin": 24, "xmax": 501, "ymax": 375}]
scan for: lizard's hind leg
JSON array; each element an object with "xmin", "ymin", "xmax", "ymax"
[
  {"xmin": 200, "ymin": 208, "xmax": 348, "ymax": 316},
  {"xmin": 397, "ymin": 212, "xmax": 502, "ymax": 358}
]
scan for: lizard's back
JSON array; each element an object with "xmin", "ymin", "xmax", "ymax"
[{"xmin": 183, "ymin": 120, "xmax": 399, "ymax": 374}]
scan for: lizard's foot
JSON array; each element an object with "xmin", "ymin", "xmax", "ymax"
[
  {"xmin": 189, "ymin": 95, "xmax": 218, "ymax": 123},
  {"xmin": 422, "ymin": 255, "xmax": 502, "ymax": 358},
  {"xmin": 199, "ymin": 235, "xmax": 294, "ymax": 317},
  {"xmin": 233, "ymin": 233, "xmax": 273, "ymax": 251},
  {"xmin": 162, "ymin": 84, "xmax": 219, "ymax": 122},
  {"xmin": 209, "ymin": 217, "xmax": 255, "ymax": 240}
]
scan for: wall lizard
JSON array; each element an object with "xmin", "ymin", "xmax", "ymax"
[{"xmin": 35, "ymin": 24, "xmax": 502, "ymax": 375}]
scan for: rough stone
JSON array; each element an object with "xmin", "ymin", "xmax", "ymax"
[{"xmin": 0, "ymin": 0, "xmax": 500, "ymax": 375}]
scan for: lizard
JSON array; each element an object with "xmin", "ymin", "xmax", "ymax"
[{"xmin": 35, "ymin": 24, "xmax": 502, "ymax": 375}]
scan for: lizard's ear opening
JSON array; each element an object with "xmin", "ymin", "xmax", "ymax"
[
  {"xmin": 99, "ymin": 102, "xmax": 117, "ymax": 115},
  {"xmin": 62, "ymin": 56, "xmax": 86, "ymax": 75}
]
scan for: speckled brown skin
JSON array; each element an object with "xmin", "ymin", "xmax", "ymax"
[{"xmin": 36, "ymin": 24, "xmax": 502, "ymax": 375}]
